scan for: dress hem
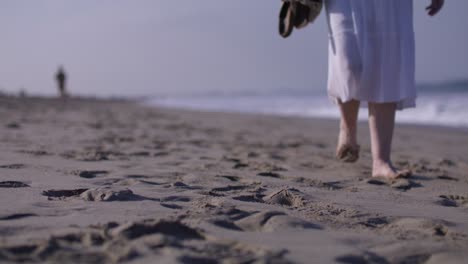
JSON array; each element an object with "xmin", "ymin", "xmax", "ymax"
[{"xmin": 328, "ymin": 94, "xmax": 416, "ymax": 111}]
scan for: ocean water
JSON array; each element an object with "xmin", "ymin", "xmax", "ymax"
[{"xmin": 148, "ymin": 84, "xmax": 468, "ymax": 129}]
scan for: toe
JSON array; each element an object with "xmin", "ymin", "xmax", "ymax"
[{"xmin": 396, "ymin": 169, "xmax": 412, "ymax": 179}]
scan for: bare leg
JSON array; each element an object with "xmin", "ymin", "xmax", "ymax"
[
  {"xmin": 368, "ymin": 102, "xmax": 408, "ymax": 178},
  {"xmin": 336, "ymin": 100, "xmax": 360, "ymax": 162}
]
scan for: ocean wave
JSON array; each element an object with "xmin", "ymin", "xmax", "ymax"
[{"xmin": 148, "ymin": 93, "xmax": 468, "ymax": 128}]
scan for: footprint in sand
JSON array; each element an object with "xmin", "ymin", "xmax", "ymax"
[
  {"xmin": 0, "ymin": 181, "xmax": 30, "ymax": 188},
  {"xmin": 436, "ymin": 175, "xmax": 459, "ymax": 181},
  {"xmin": 216, "ymin": 175, "xmax": 241, "ymax": 182},
  {"xmin": 92, "ymin": 178, "xmax": 121, "ymax": 186},
  {"xmin": 210, "ymin": 219, "xmax": 244, "ymax": 231},
  {"xmin": 80, "ymin": 187, "xmax": 150, "ymax": 202},
  {"xmin": 139, "ymin": 180, "xmax": 164, "ymax": 186},
  {"xmin": 294, "ymin": 177, "xmax": 345, "ymax": 191},
  {"xmin": 161, "ymin": 196, "xmax": 191, "ymax": 203},
  {"xmin": 299, "ymin": 162, "xmax": 325, "ymax": 169},
  {"xmin": 214, "ymin": 207, "xmax": 253, "ymax": 221},
  {"xmin": 61, "ymin": 150, "xmax": 125, "ymax": 162},
  {"xmin": 19, "ymin": 150, "xmax": 51, "ymax": 156},
  {"xmin": 235, "ymin": 211, "xmax": 320, "ymax": 232},
  {"xmin": 110, "ymin": 220, "xmax": 204, "ymax": 240},
  {"xmin": 394, "ymin": 253, "xmax": 432, "ymax": 264},
  {"xmin": 42, "ymin": 187, "xmax": 150, "ymax": 201},
  {"xmin": 0, "ymin": 221, "xmax": 198, "ymax": 262},
  {"xmin": 232, "ymin": 193, "xmax": 265, "ymax": 203},
  {"xmin": 338, "ymin": 244, "xmax": 440, "ymax": 264},
  {"xmin": 263, "ymin": 188, "xmax": 306, "ymax": 208},
  {"xmin": 94, "ymin": 176, "xmax": 163, "ymax": 187},
  {"xmin": 233, "ymin": 162, "xmax": 249, "ymax": 169},
  {"xmin": 438, "ymin": 159, "xmax": 457, "ymax": 167},
  {"xmin": 208, "ymin": 206, "xmax": 319, "ymax": 232},
  {"xmin": 223, "ymin": 157, "xmax": 249, "ymax": 169},
  {"xmin": 438, "ymin": 195, "xmax": 468, "ymax": 207},
  {"xmin": 163, "ymin": 181, "xmax": 200, "ymax": 190},
  {"xmin": 358, "ymin": 215, "xmax": 454, "ymax": 239},
  {"xmin": 78, "ymin": 170, "xmax": 109, "ymax": 179},
  {"xmin": 153, "ymin": 151, "xmax": 170, "ymax": 157},
  {"xmin": 385, "ymin": 217, "xmax": 451, "ymax": 238},
  {"xmin": 129, "ymin": 151, "xmax": 151, "ymax": 157},
  {"xmin": 207, "ymin": 207, "xmax": 252, "ymax": 229},
  {"xmin": 0, "ymin": 217, "xmax": 291, "ymax": 263},
  {"xmin": 269, "ymin": 152, "xmax": 287, "ymax": 161},
  {"xmin": 178, "ymin": 256, "xmax": 219, "ymax": 264},
  {"xmin": 255, "ymin": 163, "xmax": 288, "ymax": 172},
  {"xmin": 0, "ymin": 244, "xmax": 43, "ymax": 262},
  {"xmin": 0, "ymin": 213, "xmax": 37, "ymax": 221},
  {"xmin": 359, "ymin": 217, "xmax": 391, "ymax": 229},
  {"xmin": 391, "ymin": 179, "xmax": 422, "ymax": 190},
  {"xmin": 125, "ymin": 174, "xmax": 149, "ymax": 179},
  {"xmin": 42, "ymin": 188, "xmax": 89, "ymax": 199},
  {"xmin": 205, "ymin": 185, "xmax": 252, "ymax": 197},
  {"xmin": 211, "ymin": 185, "xmax": 249, "ymax": 193},
  {"xmin": 124, "ymin": 175, "xmax": 164, "ymax": 186},
  {"xmin": 336, "ymin": 251, "xmax": 389, "ymax": 264},
  {"xmin": 366, "ymin": 178, "xmax": 421, "ymax": 191},
  {"xmin": 0, "ymin": 164, "xmax": 26, "ymax": 169},
  {"xmin": 5, "ymin": 122, "xmax": 21, "ymax": 129},
  {"xmin": 257, "ymin": 172, "xmax": 282, "ymax": 179},
  {"xmin": 160, "ymin": 203, "xmax": 184, "ymax": 210}
]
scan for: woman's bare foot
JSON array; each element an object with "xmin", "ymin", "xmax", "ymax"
[
  {"xmin": 372, "ymin": 161, "xmax": 411, "ymax": 179},
  {"xmin": 336, "ymin": 143, "xmax": 360, "ymax": 162},
  {"xmin": 336, "ymin": 128, "xmax": 360, "ymax": 162}
]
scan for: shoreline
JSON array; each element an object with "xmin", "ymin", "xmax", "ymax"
[
  {"xmin": 145, "ymin": 102, "xmax": 468, "ymax": 134},
  {"xmin": 1, "ymin": 96, "xmax": 467, "ymax": 263}
]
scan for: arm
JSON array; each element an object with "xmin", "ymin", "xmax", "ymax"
[{"xmin": 426, "ymin": 0, "xmax": 444, "ymax": 16}]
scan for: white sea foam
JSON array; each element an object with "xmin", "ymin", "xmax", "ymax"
[{"xmin": 149, "ymin": 92, "xmax": 468, "ymax": 128}]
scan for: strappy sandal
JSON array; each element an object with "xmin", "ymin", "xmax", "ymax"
[{"xmin": 279, "ymin": 1, "xmax": 294, "ymax": 38}]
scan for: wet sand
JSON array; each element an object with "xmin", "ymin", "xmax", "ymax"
[{"xmin": 1, "ymin": 96, "xmax": 467, "ymax": 263}]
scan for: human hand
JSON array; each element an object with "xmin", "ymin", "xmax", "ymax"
[{"xmin": 426, "ymin": 0, "xmax": 444, "ymax": 16}]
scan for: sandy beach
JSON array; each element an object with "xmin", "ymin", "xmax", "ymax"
[{"xmin": 0, "ymin": 96, "xmax": 467, "ymax": 263}]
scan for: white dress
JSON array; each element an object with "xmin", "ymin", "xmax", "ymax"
[{"xmin": 325, "ymin": 0, "xmax": 415, "ymax": 110}]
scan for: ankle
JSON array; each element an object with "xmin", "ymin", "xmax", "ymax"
[
  {"xmin": 339, "ymin": 126, "xmax": 357, "ymax": 145},
  {"xmin": 373, "ymin": 159, "xmax": 392, "ymax": 169},
  {"xmin": 340, "ymin": 121, "xmax": 356, "ymax": 133}
]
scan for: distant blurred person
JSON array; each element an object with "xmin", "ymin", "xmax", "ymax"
[
  {"xmin": 19, "ymin": 88, "xmax": 27, "ymax": 98},
  {"xmin": 55, "ymin": 66, "xmax": 67, "ymax": 98}
]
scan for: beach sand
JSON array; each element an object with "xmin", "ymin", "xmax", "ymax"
[{"xmin": 0, "ymin": 96, "xmax": 467, "ymax": 263}]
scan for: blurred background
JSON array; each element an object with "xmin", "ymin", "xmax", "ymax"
[{"xmin": 1, "ymin": 0, "xmax": 467, "ymax": 127}]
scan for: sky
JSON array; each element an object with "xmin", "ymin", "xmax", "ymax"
[{"xmin": 0, "ymin": 0, "xmax": 467, "ymax": 97}]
